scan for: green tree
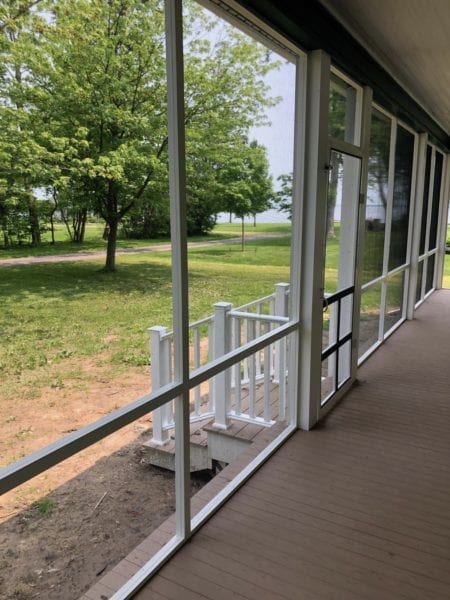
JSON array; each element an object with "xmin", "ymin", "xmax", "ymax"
[
  {"xmin": 0, "ymin": 1, "xmax": 50, "ymax": 246},
  {"xmin": 12, "ymin": 0, "xmax": 277, "ymax": 270},
  {"xmin": 217, "ymin": 138, "xmax": 274, "ymax": 249},
  {"xmin": 273, "ymin": 173, "xmax": 293, "ymax": 219}
]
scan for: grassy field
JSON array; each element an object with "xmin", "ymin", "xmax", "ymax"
[
  {"xmin": 1, "ymin": 219, "xmax": 448, "ymax": 406},
  {"xmin": 0, "ymin": 221, "xmax": 291, "ymax": 259},
  {"xmin": 0, "ymin": 230, "xmax": 291, "ymax": 404}
]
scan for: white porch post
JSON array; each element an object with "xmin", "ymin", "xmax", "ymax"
[
  {"xmin": 149, "ymin": 326, "xmax": 172, "ymax": 445},
  {"xmin": 406, "ymin": 133, "xmax": 428, "ymax": 318},
  {"xmin": 212, "ymin": 302, "xmax": 232, "ymax": 429},
  {"xmin": 298, "ymin": 50, "xmax": 331, "ymax": 430}
]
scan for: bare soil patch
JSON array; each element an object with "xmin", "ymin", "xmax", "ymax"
[
  {"xmin": 0, "ymin": 358, "xmax": 211, "ymax": 600},
  {"xmin": 0, "ymin": 435, "xmax": 209, "ymax": 600}
]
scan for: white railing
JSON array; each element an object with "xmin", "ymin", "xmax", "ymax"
[{"xmin": 149, "ymin": 283, "xmax": 290, "ymax": 445}]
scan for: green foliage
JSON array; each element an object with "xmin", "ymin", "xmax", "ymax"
[
  {"xmin": 33, "ymin": 497, "xmax": 55, "ymax": 516},
  {"xmin": 0, "ymin": 0, "xmax": 279, "ymax": 270},
  {"xmin": 273, "ymin": 173, "xmax": 293, "ymax": 218}
]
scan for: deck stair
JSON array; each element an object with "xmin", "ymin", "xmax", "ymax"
[
  {"xmin": 142, "ymin": 381, "xmax": 281, "ymax": 471},
  {"xmin": 142, "ymin": 284, "xmax": 290, "ymax": 472}
]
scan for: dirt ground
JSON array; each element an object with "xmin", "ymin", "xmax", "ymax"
[
  {"xmin": 0, "ymin": 362, "xmax": 211, "ymax": 600},
  {"xmin": 0, "ymin": 435, "xmax": 210, "ymax": 600}
]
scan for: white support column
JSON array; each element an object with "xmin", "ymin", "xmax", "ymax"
[
  {"xmin": 406, "ymin": 133, "xmax": 428, "ymax": 317},
  {"xmin": 212, "ymin": 302, "xmax": 232, "ymax": 429},
  {"xmin": 435, "ymin": 153, "xmax": 450, "ymax": 289},
  {"xmin": 165, "ymin": 0, "xmax": 190, "ymax": 540},
  {"xmin": 285, "ymin": 53, "xmax": 307, "ymax": 431},
  {"xmin": 351, "ymin": 86, "xmax": 373, "ymax": 376},
  {"xmin": 149, "ymin": 326, "xmax": 171, "ymax": 445},
  {"xmin": 298, "ymin": 50, "xmax": 331, "ymax": 430}
]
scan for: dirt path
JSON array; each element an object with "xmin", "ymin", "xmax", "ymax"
[{"xmin": 0, "ymin": 233, "xmax": 288, "ymax": 267}]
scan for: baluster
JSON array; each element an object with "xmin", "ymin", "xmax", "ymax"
[
  {"xmin": 279, "ymin": 334, "xmax": 286, "ymax": 421},
  {"xmin": 242, "ymin": 316, "xmax": 249, "ymax": 383},
  {"xmin": 193, "ymin": 326, "xmax": 201, "ymax": 417},
  {"xmin": 234, "ymin": 318, "xmax": 242, "ymax": 416},
  {"xmin": 255, "ymin": 302, "xmax": 262, "ymax": 379},
  {"xmin": 247, "ymin": 319, "xmax": 256, "ymax": 419},
  {"xmin": 264, "ymin": 322, "xmax": 271, "ymax": 422},
  {"xmin": 207, "ymin": 320, "xmax": 214, "ymax": 412}
]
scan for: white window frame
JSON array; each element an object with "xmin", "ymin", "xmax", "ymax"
[
  {"xmin": 358, "ymin": 105, "xmax": 419, "ymax": 364},
  {"xmin": 414, "ymin": 143, "xmax": 447, "ymax": 307}
]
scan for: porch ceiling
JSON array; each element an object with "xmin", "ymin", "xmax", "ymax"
[{"xmin": 318, "ymin": 0, "xmax": 450, "ymax": 135}]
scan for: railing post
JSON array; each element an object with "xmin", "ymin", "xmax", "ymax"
[
  {"xmin": 212, "ymin": 302, "xmax": 232, "ymax": 429},
  {"xmin": 274, "ymin": 283, "xmax": 289, "ymax": 383},
  {"xmin": 149, "ymin": 326, "xmax": 171, "ymax": 445}
]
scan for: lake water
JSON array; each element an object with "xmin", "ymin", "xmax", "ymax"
[{"xmin": 217, "ymin": 208, "xmax": 290, "ymax": 224}]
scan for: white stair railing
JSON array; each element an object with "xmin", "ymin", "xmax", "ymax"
[{"xmin": 149, "ymin": 283, "xmax": 290, "ymax": 444}]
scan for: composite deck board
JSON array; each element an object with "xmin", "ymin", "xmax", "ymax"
[{"xmin": 131, "ymin": 290, "xmax": 450, "ymax": 599}]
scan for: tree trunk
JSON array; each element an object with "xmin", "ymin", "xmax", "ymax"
[
  {"xmin": 229, "ymin": 212, "xmax": 232, "ymax": 223},
  {"xmin": 2, "ymin": 227, "xmax": 9, "ymax": 248},
  {"xmin": 28, "ymin": 198, "xmax": 41, "ymax": 246},
  {"xmin": 241, "ymin": 217, "xmax": 245, "ymax": 251},
  {"xmin": 61, "ymin": 210, "xmax": 74, "ymax": 241},
  {"xmin": 49, "ymin": 213, "xmax": 55, "ymax": 244},
  {"xmin": 253, "ymin": 214, "xmax": 256, "ymax": 227},
  {"xmin": 73, "ymin": 208, "xmax": 87, "ymax": 243},
  {"xmin": 104, "ymin": 220, "xmax": 118, "ymax": 272}
]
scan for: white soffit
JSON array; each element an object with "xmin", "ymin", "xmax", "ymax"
[{"xmin": 319, "ymin": 0, "xmax": 450, "ymax": 135}]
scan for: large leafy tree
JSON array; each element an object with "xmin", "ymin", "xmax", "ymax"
[
  {"xmin": 0, "ymin": 1, "xmax": 49, "ymax": 246},
  {"xmin": 3, "ymin": 0, "xmax": 278, "ymax": 270}
]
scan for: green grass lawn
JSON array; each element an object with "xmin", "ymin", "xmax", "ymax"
[
  {"xmin": 0, "ymin": 219, "xmax": 447, "ymax": 405},
  {"xmin": 0, "ymin": 221, "xmax": 291, "ymax": 260},
  {"xmin": 0, "ymin": 234, "xmax": 291, "ymax": 402}
]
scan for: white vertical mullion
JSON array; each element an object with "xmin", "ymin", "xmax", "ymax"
[
  {"xmin": 165, "ymin": 0, "xmax": 191, "ymax": 540},
  {"xmin": 406, "ymin": 133, "xmax": 428, "ymax": 318},
  {"xmin": 351, "ymin": 86, "xmax": 372, "ymax": 375},
  {"xmin": 298, "ymin": 50, "xmax": 331, "ymax": 430},
  {"xmin": 400, "ymin": 130, "xmax": 419, "ymax": 319},
  {"xmin": 436, "ymin": 153, "xmax": 450, "ymax": 289},
  {"xmin": 424, "ymin": 149, "xmax": 436, "ymax": 258},
  {"xmin": 379, "ymin": 118, "xmax": 397, "ymax": 339},
  {"xmin": 420, "ymin": 149, "xmax": 435, "ymax": 296},
  {"xmin": 286, "ymin": 53, "xmax": 306, "ymax": 430}
]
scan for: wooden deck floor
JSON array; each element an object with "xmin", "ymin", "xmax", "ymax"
[{"xmin": 134, "ymin": 289, "xmax": 450, "ymax": 600}]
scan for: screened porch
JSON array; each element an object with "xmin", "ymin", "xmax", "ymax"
[
  {"xmin": 83, "ymin": 288, "xmax": 450, "ymax": 599},
  {"xmin": 1, "ymin": 1, "xmax": 449, "ymax": 599}
]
